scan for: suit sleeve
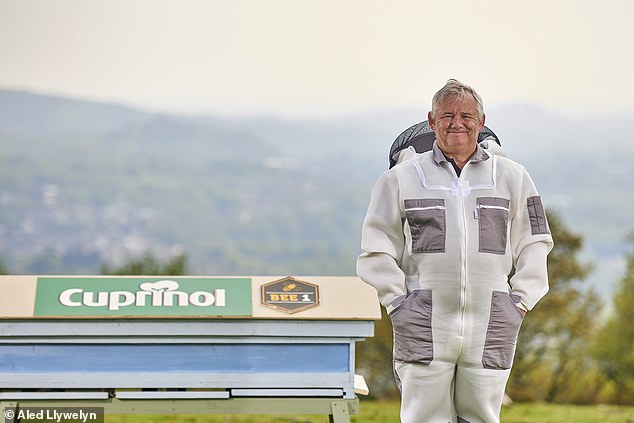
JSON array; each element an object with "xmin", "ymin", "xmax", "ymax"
[
  {"xmin": 356, "ymin": 171, "xmax": 407, "ymax": 311},
  {"xmin": 509, "ymin": 168, "xmax": 555, "ymax": 311}
]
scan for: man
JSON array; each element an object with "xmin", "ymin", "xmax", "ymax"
[{"xmin": 357, "ymin": 79, "xmax": 553, "ymax": 423}]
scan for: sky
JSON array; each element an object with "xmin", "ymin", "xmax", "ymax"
[{"xmin": 1, "ymin": 0, "xmax": 633, "ymax": 119}]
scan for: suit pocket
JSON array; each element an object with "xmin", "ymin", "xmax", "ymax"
[
  {"xmin": 404, "ymin": 199, "xmax": 446, "ymax": 253},
  {"xmin": 482, "ymin": 291, "xmax": 524, "ymax": 370},
  {"xmin": 476, "ymin": 197, "xmax": 510, "ymax": 254},
  {"xmin": 390, "ymin": 289, "xmax": 434, "ymax": 364}
]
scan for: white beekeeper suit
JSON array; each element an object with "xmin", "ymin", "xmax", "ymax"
[{"xmin": 357, "ymin": 140, "xmax": 553, "ymax": 423}]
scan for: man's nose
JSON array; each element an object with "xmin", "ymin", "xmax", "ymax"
[{"xmin": 449, "ymin": 115, "xmax": 464, "ymax": 127}]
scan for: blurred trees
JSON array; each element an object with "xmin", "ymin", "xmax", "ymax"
[
  {"xmin": 356, "ymin": 307, "xmax": 400, "ymax": 399},
  {"xmin": 593, "ymin": 233, "xmax": 634, "ymax": 404},
  {"xmin": 100, "ymin": 251, "xmax": 188, "ymax": 276},
  {"xmin": 507, "ymin": 211, "xmax": 603, "ymax": 403}
]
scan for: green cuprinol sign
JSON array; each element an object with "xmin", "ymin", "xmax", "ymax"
[{"xmin": 34, "ymin": 277, "xmax": 252, "ymax": 316}]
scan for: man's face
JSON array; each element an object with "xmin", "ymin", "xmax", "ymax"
[{"xmin": 428, "ymin": 95, "xmax": 485, "ymax": 156}]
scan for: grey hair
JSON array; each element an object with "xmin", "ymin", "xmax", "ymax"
[{"xmin": 431, "ymin": 79, "xmax": 484, "ymax": 120}]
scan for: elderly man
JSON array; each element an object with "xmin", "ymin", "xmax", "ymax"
[{"xmin": 357, "ymin": 79, "xmax": 553, "ymax": 423}]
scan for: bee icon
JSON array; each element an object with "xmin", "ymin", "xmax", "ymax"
[{"xmin": 282, "ymin": 283, "xmax": 297, "ymax": 292}]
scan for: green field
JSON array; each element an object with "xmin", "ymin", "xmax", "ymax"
[{"xmin": 106, "ymin": 402, "xmax": 634, "ymax": 422}]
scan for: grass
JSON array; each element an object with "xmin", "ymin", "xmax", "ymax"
[
  {"xmin": 104, "ymin": 401, "xmax": 634, "ymax": 422},
  {"xmin": 500, "ymin": 403, "xmax": 634, "ymax": 423}
]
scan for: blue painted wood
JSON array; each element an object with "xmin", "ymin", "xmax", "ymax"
[{"xmin": 0, "ymin": 343, "xmax": 349, "ymax": 373}]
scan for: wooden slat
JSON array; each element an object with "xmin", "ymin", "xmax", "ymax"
[
  {"xmin": 116, "ymin": 391, "xmax": 229, "ymax": 399},
  {"xmin": 0, "ymin": 319, "xmax": 374, "ymax": 338},
  {"xmin": 230, "ymin": 388, "xmax": 343, "ymax": 397},
  {"xmin": 0, "ymin": 371, "xmax": 352, "ymax": 389},
  {"xmin": 0, "ymin": 392, "xmax": 109, "ymax": 400}
]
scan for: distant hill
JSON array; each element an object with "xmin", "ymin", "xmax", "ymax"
[{"xmin": 0, "ymin": 89, "xmax": 631, "ymax": 298}]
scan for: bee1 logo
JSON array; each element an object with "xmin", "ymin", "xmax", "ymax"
[{"xmin": 261, "ymin": 277, "xmax": 319, "ymax": 314}]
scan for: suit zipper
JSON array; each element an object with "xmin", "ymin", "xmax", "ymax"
[
  {"xmin": 446, "ymin": 162, "xmax": 469, "ymax": 341},
  {"xmin": 458, "ymin": 187, "xmax": 468, "ymax": 338}
]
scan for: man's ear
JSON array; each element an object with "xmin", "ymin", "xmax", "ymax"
[
  {"xmin": 480, "ymin": 113, "xmax": 486, "ymax": 129},
  {"xmin": 428, "ymin": 111, "xmax": 435, "ymax": 129}
]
